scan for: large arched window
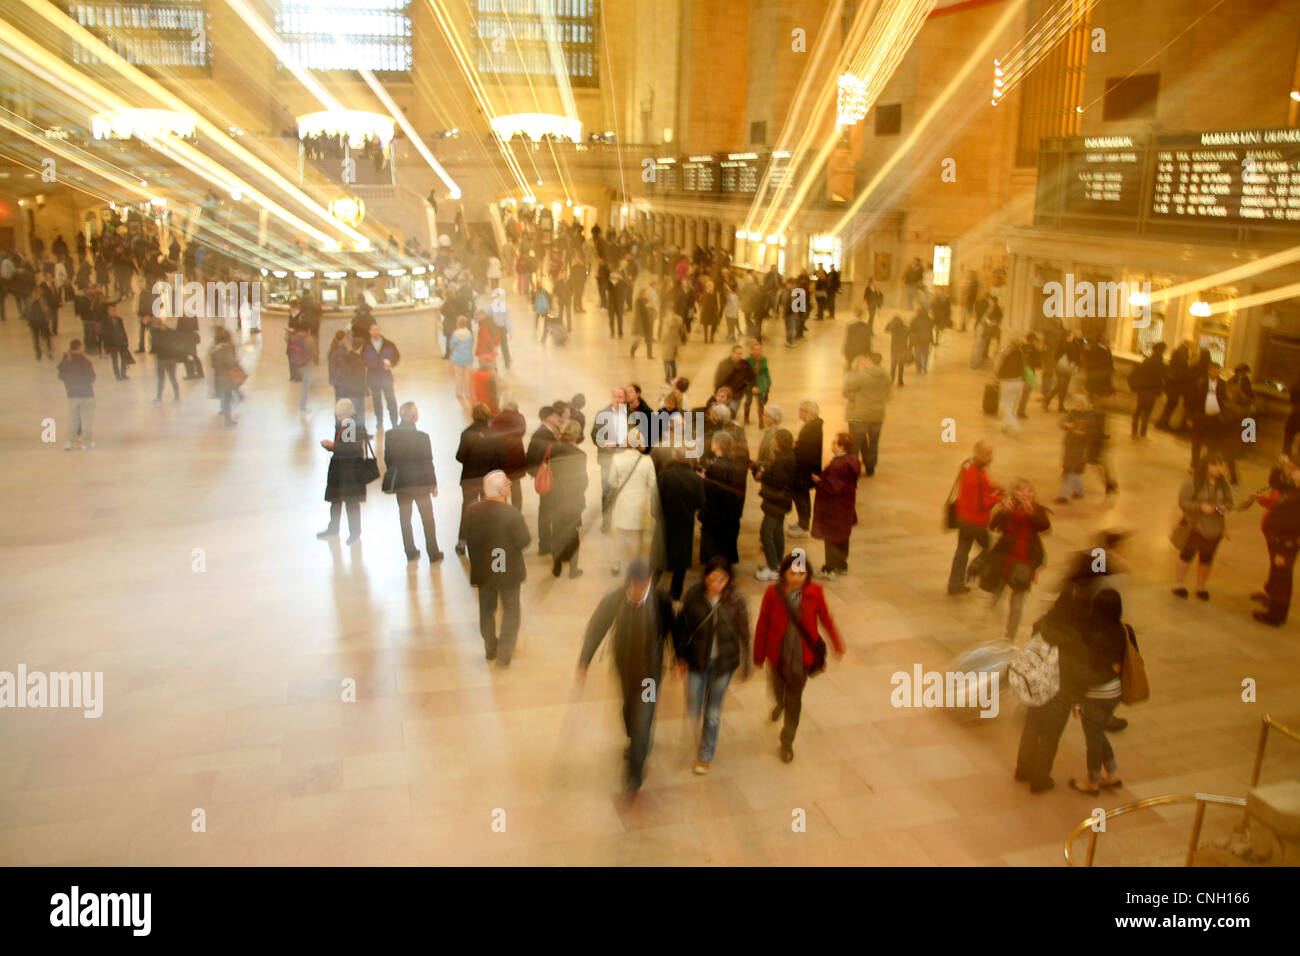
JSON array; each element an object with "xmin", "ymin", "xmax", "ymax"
[
  {"xmin": 473, "ymin": 0, "xmax": 598, "ymax": 88},
  {"xmin": 67, "ymin": 1, "xmax": 212, "ymax": 71},
  {"xmin": 276, "ymin": 0, "xmax": 412, "ymax": 72}
]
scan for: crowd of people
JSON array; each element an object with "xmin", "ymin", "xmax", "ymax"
[{"xmin": 14, "ymin": 207, "xmax": 1296, "ymax": 804}]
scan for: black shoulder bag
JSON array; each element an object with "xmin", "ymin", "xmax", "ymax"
[
  {"xmin": 778, "ymin": 589, "xmax": 827, "ymax": 677},
  {"xmin": 943, "ymin": 462, "xmax": 967, "ymax": 531}
]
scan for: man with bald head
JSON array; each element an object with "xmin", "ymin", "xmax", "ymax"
[
  {"xmin": 946, "ymin": 440, "xmax": 1003, "ymax": 595},
  {"xmin": 464, "ymin": 469, "xmax": 531, "ymax": 665}
]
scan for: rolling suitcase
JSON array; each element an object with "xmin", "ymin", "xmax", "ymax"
[{"xmin": 982, "ymin": 382, "xmax": 999, "ymax": 416}]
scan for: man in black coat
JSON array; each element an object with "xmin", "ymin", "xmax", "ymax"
[
  {"xmin": 464, "ymin": 470, "xmax": 531, "ymax": 665},
  {"xmin": 578, "ymin": 559, "xmax": 676, "ymax": 793},
  {"xmin": 526, "ymin": 405, "xmax": 561, "ymax": 554},
  {"xmin": 653, "ymin": 448, "xmax": 706, "ymax": 599},
  {"xmin": 843, "ymin": 309, "xmax": 873, "ymax": 369},
  {"xmin": 384, "ymin": 402, "xmax": 443, "ymax": 562},
  {"xmin": 1190, "ymin": 362, "xmax": 1229, "ymax": 470},
  {"xmin": 790, "ymin": 402, "xmax": 823, "ymax": 536},
  {"xmin": 455, "ymin": 403, "xmax": 508, "ymax": 555}
]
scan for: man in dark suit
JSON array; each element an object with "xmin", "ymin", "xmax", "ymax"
[
  {"xmin": 526, "ymin": 405, "xmax": 561, "ymax": 555},
  {"xmin": 464, "ymin": 470, "xmax": 531, "ymax": 665},
  {"xmin": 384, "ymin": 402, "xmax": 443, "ymax": 563},
  {"xmin": 790, "ymin": 401, "xmax": 823, "ymax": 536},
  {"xmin": 1191, "ymin": 362, "xmax": 1229, "ymax": 469},
  {"xmin": 455, "ymin": 403, "xmax": 508, "ymax": 555}
]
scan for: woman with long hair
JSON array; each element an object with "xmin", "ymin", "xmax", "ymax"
[
  {"xmin": 1070, "ymin": 588, "xmax": 1128, "ymax": 794},
  {"xmin": 752, "ymin": 551, "xmax": 845, "ymax": 763},
  {"xmin": 673, "ymin": 556, "xmax": 751, "ymax": 774},
  {"xmin": 449, "ymin": 315, "xmax": 474, "ymax": 399},
  {"xmin": 1173, "ymin": 453, "xmax": 1233, "ymax": 599},
  {"xmin": 986, "ymin": 478, "xmax": 1052, "ymax": 639}
]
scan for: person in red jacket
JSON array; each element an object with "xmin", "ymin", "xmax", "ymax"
[
  {"xmin": 470, "ymin": 361, "xmax": 501, "ymax": 417},
  {"xmin": 947, "ymin": 440, "xmax": 1003, "ymax": 594},
  {"xmin": 752, "ymin": 550, "xmax": 846, "ymax": 763}
]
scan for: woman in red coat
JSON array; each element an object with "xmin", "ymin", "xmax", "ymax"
[
  {"xmin": 811, "ymin": 431, "xmax": 862, "ymax": 578},
  {"xmin": 752, "ymin": 551, "xmax": 846, "ymax": 762},
  {"xmin": 986, "ymin": 479, "xmax": 1051, "ymax": 639}
]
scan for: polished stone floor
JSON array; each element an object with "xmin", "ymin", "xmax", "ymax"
[{"xmin": 1, "ymin": 282, "xmax": 1297, "ymax": 866}]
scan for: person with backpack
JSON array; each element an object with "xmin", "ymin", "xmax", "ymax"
[
  {"xmin": 752, "ymin": 551, "xmax": 846, "ymax": 763},
  {"xmin": 533, "ymin": 282, "xmax": 552, "ymax": 342},
  {"xmin": 1172, "ymin": 453, "xmax": 1233, "ymax": 600},
  {"xmin": 1128, "ymin": 342, "xmax": 1166, "ymax": 439},
  {"xmin": 672, "ymin": 557, "xmax": 751, "ymax": 775},
  {"xmin": 288, "ymin": 326, "xmax": 318, "ymax": 412},
  {"xmin": 1069, "ymin": 588, "xmax": 1130, "ymax": 794}
]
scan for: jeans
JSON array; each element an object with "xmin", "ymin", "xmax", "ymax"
[
  {"xmin": 914, "ymin": 344, "xmax": 930, "ymax": 373},
  {"xmin": 771, "ymin": 663, "xmax": 807, "ymax": 748},
  {"xmin": 1131, "ymin": 391, "xmax": 1157, "ymax": 436},
  {"xmin": 663, "ymin": 359, "xmax": 677, "ymax": 384},
  {"xmin": 109, "ymin": 349, "xmax": 128, "ymax": 378},
  {"xmin": 370, "ymin": 383, "xmax": 398, "ymax": 430},
  {"xmin": 760, "ymin": 514, "xmax": 785, "ymax": 569},
  {"xmin": 991, "ymin": 581, "xmax": 1029, "ymax": 639},
  {"xmin": 477, "ymin": 582, "xmax": 522, "ymax": 662},
  {"xmin": 948, "ymin": 520, "xmax": 990, "ymax": 591},
  {"xmin": 327, "ymin": 499, "xmax": 361, "ymax": 536},
  {"xmin": 68, "ymin": 396, "xmax": 94, "ymax": 443},
  {"xmin": 1000, "ymin": 379, "xmax": 1023, "ymax": 431},
  {"xmin": 1015, "ymin": 694, "xmax": 1073, "ymax": 786},
  {"xmin": 785, "ymin": 314, "xmax": 799, "ymax": 346},
  {"xmin": 299, "ymin": 363, "xmax": 314, "ymax": 410},
  {"xmin": 608, "ymin": 305, "xmax": 624, "ymax": 338},
  {"xmin": 890, "ymin": 354, "xmax": 907, "ymax": 385},
  {"xmin": 849, "ymin": 421, "xmax": 880, "ymax": 475},
  {"xmin": 905, "ymin": 284, "xmax": 924, "ymax": 311},
  {"xmin": 1059, "ymin": 471, "xmax": 1084, "ymax": 498},
  {"xmin": 155, "ymin": 360, "xmax": 179, "ymax": 400},
  {"xmin": 622, "ymin": 688, "xmax": 656, "ymax": 789},
  {"xmin": 397, "ymin": 490, "xmax": 439, "ymax": 557},
  {"xmin": 556, "ymin": 294, "xmax": 572, "ymax": 330},
  {"xmin": 688, "ymin": 663, "xmax": 734, "ymax": 763},
  {"xmin": 220, "ymin": 390, "xmax": 235, "ymax": 422},
  {"xmin": 1043, "ymin": 372, "xmax": 1072, "ymax": 411},
  {"xmin": 792, "ymin": 486, "xmax": 811, "ymax": 530},
  {"xmin": 743, "ymin": 389, "xmax": 768, "ymax": 425},
  {"xmin": 1079, "ymin": 697, "xmax": 1120, "ymax": 782},
  {"xmin": 30, "ymin": 323, "xmax": 52, "ymax": 359}
]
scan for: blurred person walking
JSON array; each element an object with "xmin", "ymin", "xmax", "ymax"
[{"xmin": 464, "ymin": 470, "xmax": 530, "ymax": 665}]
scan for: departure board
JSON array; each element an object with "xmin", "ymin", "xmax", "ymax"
[
  {"xmin": 655, "ymin": 159, "xmax": 679, "ymax": 192},
  {"xmin": 1062, "ymin": 136, "xmax": 1144, "ymax": 217},
  {"xmin": 681, "ymin": 155, "xmax": 718, "ymax": 194},
  {"xmin": 1151, "ymin": 129, "xmax": 1300, "ymax": 224},
  {"xmin": 720, "ymin": 152, "xmax": 761, "ymax": 194}
]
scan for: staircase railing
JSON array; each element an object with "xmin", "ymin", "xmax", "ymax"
[{"xmin": 1063, "ymin": 713, "xmax": 1298, "ymax": 866}]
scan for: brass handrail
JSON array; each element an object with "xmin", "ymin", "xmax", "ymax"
[
  {"xmin": 1249, "ymin": 713, "xmax": 1300, "ymax": 788},
  {"xmin": 1064, "ymin": 792, "xmax": 1246, "ymax": 866}
]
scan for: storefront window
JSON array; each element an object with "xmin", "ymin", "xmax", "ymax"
[{"xmin": 1193, "ymin": 289, "xmax": 1235, "ymax": 367}]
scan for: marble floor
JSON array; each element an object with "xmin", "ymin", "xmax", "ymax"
[{"xmin": 1, "ymin": 286, "xmax": 1297, "ymax": 866}]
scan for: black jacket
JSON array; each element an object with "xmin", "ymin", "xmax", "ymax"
[
  {"xmin": 324, "ymin": 418, "xmax": 371, "ymax": 503},
  {"xmin": 525, "ymin": 424, "xmax": 558, "ymax": 476},
  {"xmin": 672, "ymin": 583, "xmax": 751, "ymax": 675},
  {"xmin": 1129, "ymin": 355, "xmax": 1166, "ymax": 394},
  {"xmin": 794, "ymin": 418, "xmax": 823, "ymax": 488},
  {"xmin": 383, "ymin": 422, "xmax": 438, "ymax": 491},
  {"xmin": 758, "ymin": 450, "xmax": 795, "ymax": 517},
  {"xmin": 463, "ymin": 499, "xmax": 530, "ymax": 587},
  {"xmin": 654, "ymin": 460, "xmax": 706, "ymax": 572},
  {"xmin": 843, "ymin": 320, "xmax": 872, "ymax": 361},
  {"xmin": 456, "ymin": 423, "xmax": 508, "ymax": 481}
]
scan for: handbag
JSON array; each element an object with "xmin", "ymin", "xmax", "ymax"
[
  {"xmin": 227, "ymin": 365, "xmax": 247, "ymax": 387},
  {"xmin": 778, "ymin": 589, "xmax": 828, "ymax": 677},
  {"xmin": 1169, "ymin": 518, "xmax": 1191, "ymax": 552},
  {"xmin": 1007, "ymin": 633, "xmax": 1060, "ymax": 707},
  {"xmin": 534, "ymin": 445, "xmax": 554, "ymax": 495},
  {"xmin": 1008, "ymin": 560, "xmax": 1033, "ymax": 591},
  {"xmin": 360, "ymin": 438, "xmax": 380, "ymax": 485},
  {"xmin": 1119, "ymin": 624, "xmax": 1149, "ymax": 704},
  {"xmin": 381, "ymin": 465, "xmax": 399, "ymax": 494},
  {"xmin": 943, "ymin": 463, "xmax": 965, "ymax": 531}
]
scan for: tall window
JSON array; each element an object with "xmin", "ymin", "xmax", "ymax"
[
  {"xmin": 276, "ymin": 1, "xmax": 412, "ymax": 72},
  {"xmin": 473, "ymin": 0, "xmax": 599, "ymax": 88},
  {"xmin": 1014, "ymin": 0, "xmax": 1089, "ymax": 166},
  {"xmin": 67, "ymin": 1, "xmax": 212, "ymax": 71}
]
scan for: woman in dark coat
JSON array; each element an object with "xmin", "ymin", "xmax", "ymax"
[
  {"xmin": 652, "ymin": 446, "xmax": 707, "ymax": 600},
  {"xmin": 549, "ymin": 421, "xmax": 588, "ymax": 579},
  {"xmin": 317, "ymin": 398, "xmax": 370, "ymax": 543},
  {"xmin": 700, "ymin": 432, "xmax": 745, "ymax": 566},
  {"xmin": 672, "ymin": 557, "xmax": 751, "ymax": 774},
  {"xmin": 811, "ymin": 431, "xmax": 861, "ymax": 578},
  {"xmin": 491, "ymin": 401, "xmax": 528, "ymax": 509}
]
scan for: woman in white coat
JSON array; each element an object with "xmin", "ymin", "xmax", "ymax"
[{"xmin": 607, "ymin": 427, "xmax": 659, "ymax": 576}]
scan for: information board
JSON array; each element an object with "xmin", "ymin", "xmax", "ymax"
[
  {"xmin": 1062, "ymin": 136, "xmax": 1144, "ymax": 217},
  {"xmin": 681, "ymin": 155, "xmax": 717, "ymax": 194},
  {"xmin": 720, "ymin": 153, "xmax": 761, "ymax": 194},
  {"xmin": 1151, "ymin": 129, "xmax": 1300, "ymax": 224}
]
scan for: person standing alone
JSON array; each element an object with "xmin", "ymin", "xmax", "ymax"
[
  {"xmin": 58, "ymin": 339, "xmax": 96, "ymax": 450},
  {"xmin": 384, "ymin": 402, "xmax": 444, "ymax": 563}
]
